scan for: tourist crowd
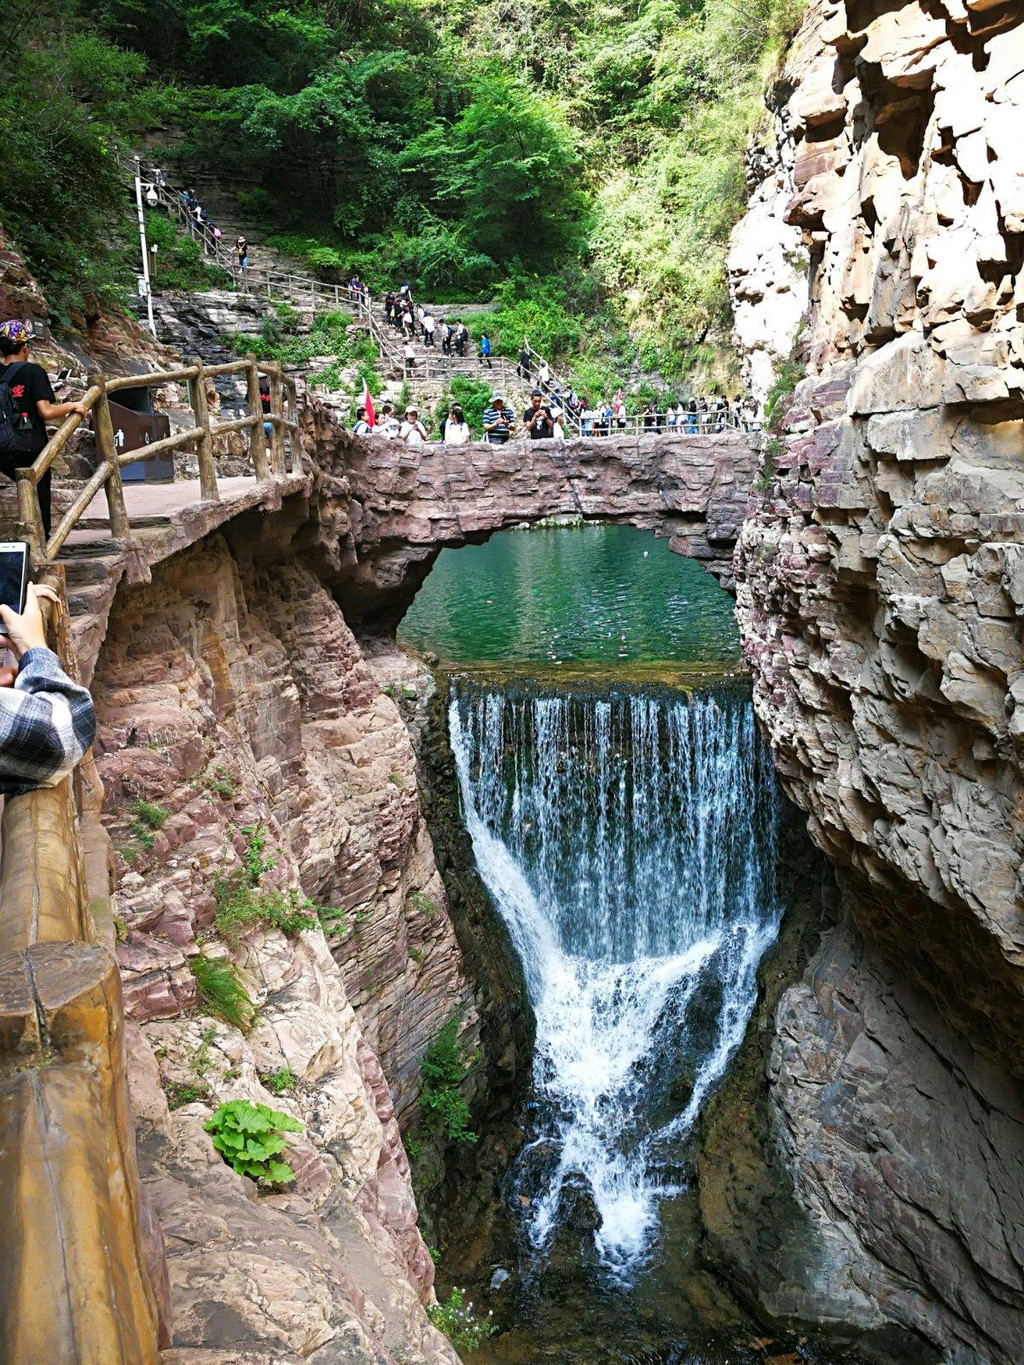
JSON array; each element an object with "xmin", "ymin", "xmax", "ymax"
[
  {"xmin": 353, "ymin": 385, "xmax": 759, "ymax": 446},
  {"xmin": 382, "ymin": 285, "xmax": 477, "ymax": 366}
]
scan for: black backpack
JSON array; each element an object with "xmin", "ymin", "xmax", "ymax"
[{"xmin": 0, "ymin": 363, "xmax": 35, "ymax": 457}]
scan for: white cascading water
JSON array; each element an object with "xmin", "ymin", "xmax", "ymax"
[{"xmin": 449, "ymin": 682, "xmax": 783, "ymax": 1278}]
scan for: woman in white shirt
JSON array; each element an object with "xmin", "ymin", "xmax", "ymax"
[
  {"xmin": 443, "ymin": 404, "xmax": 471, "ymax": 444},
  {"xmin": 400, "ymin": 407, "xmax": 428, "ymax": 445}
]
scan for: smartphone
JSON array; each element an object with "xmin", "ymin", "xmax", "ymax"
[{"xmin": 0, "ymin": 543, "xmax": 29, "ymax": 635}]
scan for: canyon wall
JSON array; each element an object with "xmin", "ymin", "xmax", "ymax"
[
  {"xmin": 90, "ymin": 514, "xmax": 480, "ymax": 1362},
  {"xmin": 726, "ymin": 2, "xmax": 1024, "ymax": 1361}
]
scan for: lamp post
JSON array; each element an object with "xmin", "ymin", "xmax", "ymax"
[{"xmin": 133, "ymin": 155, "xmax": 157, "ymax": 338}]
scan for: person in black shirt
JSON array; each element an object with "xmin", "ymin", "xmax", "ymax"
[
  {"xmin": 0, "ymin": 320, "xmax": 88, "ymax": 539},
  {"xmin": 517, "ymin": 340, "xmax": 531, "ymax": 381},
  {"xmin": 523, "ymin": 391, "xmax": 554, "ymax": 440}
]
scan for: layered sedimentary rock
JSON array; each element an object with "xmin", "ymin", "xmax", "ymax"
[
  {"xmin": 91, "ymin": 531, "xmax": 472, "ymax": 1361},
  {"xmin": 728, "ymin": 2, "xmax": 1024, "ymax": 1360},
  {"xmin": 307, "ymin": 427, "xmax": 757, "ymax": 626}
]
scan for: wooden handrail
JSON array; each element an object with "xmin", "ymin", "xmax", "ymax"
[
  {"xmin": 0, "ymin": 576, "xmax": 164, "ymax": 1363},
  {"xmin": 116, "ymin": 427, "xmax": 202, "ymax": 467},
  {"xmin": 19, "ymin": 355, "xmax": 299, "ymax": 574},
  {"xmin": 107, "ymin": 366, "xmax": 198, "ymax": 393},
  {"xmin": 46, "ymin": 462, "xmax": 115, "ymax": 559}
]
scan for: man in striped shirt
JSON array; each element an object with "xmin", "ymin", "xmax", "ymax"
[
  {"xmin": 0, "ymin": 584, "xmax": 95, "ymax": 796},
  {"xmin": 482, "ymin": 394, "xmax": 515, "ymax": 444}
]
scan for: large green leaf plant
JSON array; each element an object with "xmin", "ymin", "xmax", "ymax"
[{"xmin": 204, "ymin": 1098, "xmax": 304, "ymax": 1185}]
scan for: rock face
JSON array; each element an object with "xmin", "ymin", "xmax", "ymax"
[
  {"xmin": 727, "ymin": 1, "xmax": 1024, "ymax": 1360},
  {"xmin": 310, "ymin": 427, "xmax": 758, "ymax": 626},
  {"xmin": 91, "ymin": 530, "xmax": 474, "ymax": 1361}
]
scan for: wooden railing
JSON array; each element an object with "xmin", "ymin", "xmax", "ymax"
[{"xmin": 17, "ymin": 357, "xmax": 300, "ymax": 578}]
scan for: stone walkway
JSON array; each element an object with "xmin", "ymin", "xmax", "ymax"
[{"xmin": 77, "ymin": 475, "xmax": 264, "ymax": 531}]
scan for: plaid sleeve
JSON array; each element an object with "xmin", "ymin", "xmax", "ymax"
[{"xmin": 0, "ymin": 647, "xmax": 96, "ymax": 796}]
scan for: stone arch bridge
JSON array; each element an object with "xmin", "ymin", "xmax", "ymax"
[{"xmin": 329, "ymin": 430, "xmax": 759, "ymax": 628}]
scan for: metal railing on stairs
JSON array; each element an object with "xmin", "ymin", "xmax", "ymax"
[
  {"xmin": 129, "ymin": 157, "xmax": 369, "ymax": 319},
  {"xmin": 128, "ymin": 156, "xmax": 753, "ymax": 434}
]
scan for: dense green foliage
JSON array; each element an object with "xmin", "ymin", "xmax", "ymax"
[
  {"xmin": 0, "ymin": 3, "xmax": 150, "ymax": 317},
  {"xmin": 204, "ymin": 1099, "xmax": 303, "ymax": 1184},
  {"xmin": 431, "ymin": 376, "xmax": 493, "ymax": 437},
  {"xmin": 420, "ymin": 1016, "xmax": 478, "ymax": 1143},
  {"xmin": 224, "ymin": 309, "xmax": 380, "ymax": 390},
  {"xmin": 3, "ymin": 0, "xmax": 803, "ymax": 379},
  {"xmin": 146, "ymin": 212, "xmax": 233, "ymax": 291}
]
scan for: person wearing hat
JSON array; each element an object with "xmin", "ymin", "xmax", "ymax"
[
  {"xmin": 399, "ymin": 406, "xmax": 428, "ymax": 446},
  {"xmin": 0, "ymin": 320, "xmax": 88, "ymax": 539},
  {"xmin": 481, "ymin": 394, "xmax": 514, "ymax": 444}
]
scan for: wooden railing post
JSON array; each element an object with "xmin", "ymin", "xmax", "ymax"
[
  {"xmin": 246, "ymin": 359, "xmax": 271, "ymax": 481},
  {"xmin": 15, "ymin": 470, "xmax": 46, "ymax": 566},
  {"xmin": 188, "ymin": 360, "xmax": 219, "ymax": 502},
  {"xmin": 269, "ymin": 364, "xmax": 286, "ymax": 477},
  {"xmin": 91, "ymin": 376, "xmax": 133, "ymax": 544}
]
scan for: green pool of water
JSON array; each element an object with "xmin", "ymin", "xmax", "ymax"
[{"xmin": 397, "ymin": 523, "xmax": 741, "ymax": 668}]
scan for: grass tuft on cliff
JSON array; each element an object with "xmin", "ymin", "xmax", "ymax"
[{"xmin": 190, "ymin": 954, "xmax": 256, "ymax": 1033}]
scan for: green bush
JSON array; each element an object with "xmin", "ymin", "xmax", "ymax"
[
  {"xmin": 225, "ymin": 311, "xmax": 380, "ymax": 397},
  {"xmin": 260, "ymin": 1066, "xmax": 297, "ymax": 1096},
  {"xmin": 420, "ymin": 1017, "xmax": 478, "ymax": 1144},
  {"xmin": 241, "ymin": 821, "xmax": 276, "ymax": 884},
  {"xmin": 145, "ymin": 212, "xmax": 233, "ymax": 292},
  {"xmin": 213, "ymin": 821, "xmax": 319, "ymax": 944},
  {"xmin": 763, "ymin": 357, "xmax": 806, "ymax": 431},
  {"xmin": 427, "ymin": 1288, "xmax": 496, "ymax": 1352},
  {"xmin": 204, "ymin": 1099, "xmax": 303, "ymax": 1184},
  {"xmin": 409, "ymin": 891, "xmax": 441, "ymax": 918},
  {"xmin": 190, "ymin": 954, "xmax": 255, "ymax": 1032},
  {"xmin": 432, "ymin": 376, "xmax": 492, "ymax": 437},
  {"xmin": 165, "ymin": 1080, "xmax": 209, "ymax": 1110},
  {"xmin": 214, "ymin": 880, "xmax": 320, "ymax": 945},
  {"xmin": 130, "ymin": 798, "xmax": 167, "ymax": 830}
]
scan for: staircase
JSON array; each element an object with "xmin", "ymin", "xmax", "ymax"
[{"xmin": 127, "ymin": 156, "xmax": 584, "ymax": 420}]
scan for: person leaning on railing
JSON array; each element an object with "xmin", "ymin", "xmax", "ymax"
[
  {"xmin": 0, "ymin": 320, "xmax": 89, "ymax": 540},
  {"xmin": 0, "ymin": 583, "xmax": 95, "ymax": 796}
]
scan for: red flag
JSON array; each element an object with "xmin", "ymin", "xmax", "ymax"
[{"xmin": 361, "ymin": 379, "xmax": 376, "ymax": 429}]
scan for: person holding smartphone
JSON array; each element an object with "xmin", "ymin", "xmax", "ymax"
[
  {"xmin": 523, "ymin": 390, "xmax": 554, "ymax": 440},
  {"xmin": 0, "ymin": 581, "xmax": 95, "ymax": 795},
  {"xmin": 0, "ymin": 320, "xmax": 88, "ymax": 539}
]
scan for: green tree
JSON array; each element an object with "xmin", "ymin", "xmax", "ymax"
[
  {"xmin": 0, "ymin": 8, "xmax": 150, "ymax": 314},
  {"xmin": 404, "ymin": 72, "xmax": 587, "ymax": 266}
]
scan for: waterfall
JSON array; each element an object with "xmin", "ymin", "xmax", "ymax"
[{"xmin": 449, "ymin": 681, "xmax": 782, "ymax": 1278}]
